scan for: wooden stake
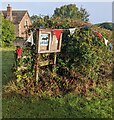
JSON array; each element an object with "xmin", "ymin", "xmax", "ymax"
[
  {"xmin": 35, "ymin": 54, "xmax": 40, "ymax": 83},
  {"xmin": 53, "ymin": 53, "xmax": 57, "ymax": 73},
  {"xmin": 54, "ymin": 53, "xmax": 57, "ymax": 65},
  {"xmin": 35, "ymin": 29, "xmax": 39, "ymax": 83}
]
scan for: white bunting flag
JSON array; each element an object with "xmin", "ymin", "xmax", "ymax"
[
  {"xmin": 104, "ymin": 37, "xmax": 108, "ymax": 46},
  {"xmin": 69, "ymin": 28, "xmax": 76, "ymax": 35},
  {"xmin": 26, "ymin": 32, "xmax": 34, "ymax": 45}
]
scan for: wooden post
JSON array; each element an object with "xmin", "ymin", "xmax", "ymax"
[
  {"xmin": 54, "ymin": 53, "xmax": 57, "ymax": 65},
  {"xmin": 35, "ymin": 54, "xmax": 40, "ymax": 82},
  {"xmin": 35, "ymin": 29, "xmax": 40, "ymax": 83},
  {"xmin": 53, "ymin": 53, "xmax": 57, "ymax": 73}
]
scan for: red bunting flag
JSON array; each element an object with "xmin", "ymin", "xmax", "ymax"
[
  {"xmin": 95, "ymin": 32, "xmax": 102, "ymax": 39},
  {"xmin": 16, "ymin": 48, "xmax": 22, "ymax": 58},
  {"xmin": 54, "ymin": 29, "xmax": 62, "ymax": 40}
]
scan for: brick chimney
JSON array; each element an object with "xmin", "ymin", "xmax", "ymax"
[{"xmin": 7, "ymin": 4, "xmax": 12, "ymax": 21}]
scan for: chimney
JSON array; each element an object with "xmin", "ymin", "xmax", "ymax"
[{"xmin": 7, "ymin": 4, "xmax": 12, "ymax": 21}]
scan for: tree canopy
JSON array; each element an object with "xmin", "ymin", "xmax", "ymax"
[
  {"xmin": 52, "ymin": 4, "xmax": 90, "ymax": 22},
  {"xmin": 0, "ymin": 14, "xmax": 16, "ymax": 47},
  {"xmin": 31, "ymin": 4, "xmax": 90, "ymax": 29},
  {"xmin": 95, "ymin": 22, "xmax": 112, "ymax": 31}
]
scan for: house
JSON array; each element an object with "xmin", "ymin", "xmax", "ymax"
[{"xmin": 2, "ymin": 4, "xmax": 32, "ymax": 39}]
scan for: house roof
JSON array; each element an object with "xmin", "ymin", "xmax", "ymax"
[{"xmin": 2, "ymin": 10, "xmax": 27, "ymax": 24}]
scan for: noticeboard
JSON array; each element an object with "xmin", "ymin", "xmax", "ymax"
[{"xmin": 36, "ymin": 29, "xmax": 62, "ymax": 53}]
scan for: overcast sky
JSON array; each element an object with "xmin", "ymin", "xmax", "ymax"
[{"xmin": 1, "ymin": 2, "xmax": 112, "ymax": 24}]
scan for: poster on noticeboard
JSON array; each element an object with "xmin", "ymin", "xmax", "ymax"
[{"xmin": 36, "ymin": 28, "xmax": 62, "ymax": 53}]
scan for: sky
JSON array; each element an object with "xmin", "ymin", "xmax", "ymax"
[{"xmin": 1, "ymin": 1, "xmax": 112, "ymax": 24}]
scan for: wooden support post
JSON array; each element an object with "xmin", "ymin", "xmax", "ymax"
[
  {"xmin": 54, "ymin": 53, "xmax": 57, "ymax": 65},
  {"xmin": 53, "ymin": 53, "xmax": 57, "ymax": 73},
  {"xmin": 35, "ymin": 29, "xmax": 39, "ymax": 83},
  {"xmin": 35, "ymin": 54, "xmax": 40, "ymax": 83}
]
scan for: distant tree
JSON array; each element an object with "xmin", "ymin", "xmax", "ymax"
[
  {"xmin": 53, "ymin": 4, "xmax": 80, "ymax": 19},
  {"xmin": 0, "ymin": 14, "xmax": 16, "ymax": 47},
  {"xmin": 44, "ymin": 15, "xmax": 50, "ymax": 22},
  {"xmin": 96, "ymin": 22, "xmax": 112, "ymax": 31},
  {"xmin": 31, "ymin": 15, "xmax": 45, "ymax": 28},
  {"xmin": 80, "ymin": 6, "xmax": 90, "ymax": 22},
  {"xmin": 31, "ymin": 15, "xmax": 53, "ymax": 28},
  {"xmin": 52, "ymin": 4, "xmax": 89, "ymax": 22}
]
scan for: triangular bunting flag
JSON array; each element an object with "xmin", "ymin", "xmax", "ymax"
[
  {"xmin": 16, "ymin": 47, "xmax": 22, "ymax": 58},
  {"xmin": 103, "ymin": 37, "xmax": 108, "ymax": 46},
  {"xmin": 26, "ymin": 31, "xmax": 34, "ymax": 45},
  {"xmin": 109, "ymin": 43, "xmax": 113, "ymax": 50},
  {"xmin": 54, "ymin": 29, "xmax": 62, "ymax": 40},
  {"xmin": 69, "ymin": 28, "xmax": 76, "ymax": 35},
  {"xmin": 95, "ymin": 32, "xmax": 102, "ymax": 39}
]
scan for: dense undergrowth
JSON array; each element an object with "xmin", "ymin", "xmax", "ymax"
[
  {"xmin": 2, "ymin": 20, "xmax": 113, "ymax": 118},
  {"xmin": 3, "ymin": 26, "xmax": 113, "ymax": 97},
  {"xmin": 2, "ymin": 47, "xmax": 112, "ymax": 118}
]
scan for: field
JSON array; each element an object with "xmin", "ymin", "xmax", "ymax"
[{"xmin": 2, "ymin": 47, "xmax": 112, "ymax": 118}]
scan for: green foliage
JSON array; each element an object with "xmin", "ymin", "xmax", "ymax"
[
  {"xmin": 0, "ymin": 14, "xmax": 16, "ymax": 47},
  {"xmin": 31, "ymin": 15, "xmax": 46, "ymax": 28},
  {"xmin": 2, "ymin": 4, "xmax": 113, "ymax": 118},
  {"xmin": 52, "ymin": 4, "xmax": 89, "ymax": 22},
  {"xmin": 10, "ymin": 16, "xmax": 112, "ymax": 98},
  {"xmin": 2, "ymin": 46, "xmax": 113, "ymax": 119},
  {"xmin": 14, "ymin": 44, "xmax": 36, "ymax": 83},
  {"xmin": 80, "ymin": 6, "xmax": 90, "ymax": 22},
  {"xmin": 31, "ymin": 5, "xmax": 91, "ymax": 29},
  {"xmin": 96, "ymin": 22, "xmax": 112, "ymax": 31},
  {"xmin": 57, "ymin": 27, "xmax": 112, "ymax": 81}
]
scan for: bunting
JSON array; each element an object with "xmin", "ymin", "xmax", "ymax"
[
  {"xmin": 54, "ymin": 29, "xmax": 62, "ymax": 41},
  {"xmin": 33, "ymin": 28, "xmax": 110, "ymax": 47},
  {"xmin": 26, "ymin": 32, "xmax": 34, "ymax": 45},
  {"xmin": 81, "ymin": 26, "xmax": 90, "ymax": 31},
  {"xmin": 95, "ymin": 32, "xmax": 102, "ymax": 39},
  {"xmin": 16, "ymin": 47, "xmax": 22, "ymax": 58},
  {"xmin": 103, "ymin": 37, "xmax": 108, "ymax": 46},
  {"xmin": 69, "ymin": 28, "xmax": 76, "ymax": 35},
  {"xmin": 109, "ymin": 43, "xmax": 113, "ymax": 50}
]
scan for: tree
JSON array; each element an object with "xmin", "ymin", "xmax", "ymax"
[
  {"xmin": 53, "ymin": 4, "xmax": 80, "ymax": 19},
  {"xmin": 31, "ymin": 15, "xmax": 45, "ymax": 28},
  {"xmin": 80, "ymin": 6, "xmax": 90, "ymax": 22},
  {"xmin": 52, "ymin": 4, "xmax": 89, "ymax": 22},
  {"xmin": 0, "ymin": 14, "xmax": 16, "ymax": 47},
  {"xmin": 96, "ymin": 22, "xmax": 112, "ymax": 31}
]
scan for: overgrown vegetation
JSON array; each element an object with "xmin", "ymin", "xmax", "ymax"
[
  {"xmin": 2, "ymin": 46, "xmax": 112, "ymax": 118},
  {"xmin": 0, "ymin": 14, "xmax": 16, "ymax": 47},
  {"xmin": 2, "ymin": 4, "xmax": 113, "ymax": 118},
  {"xmin": 3, "ymin": 26, "xmax": 112, "ymax": 97}
]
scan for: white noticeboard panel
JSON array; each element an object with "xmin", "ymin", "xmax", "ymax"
[{"xmin": 36, "ymin": 29, "xmax": 62, "ymax": 53}]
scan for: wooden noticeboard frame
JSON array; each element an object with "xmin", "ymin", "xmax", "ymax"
[
  {"xmin": 36, "ymin": 29, "xmax": 62, "ymax": 53},
  {"xmin": 35, "ymin": 28, "xmax": 63, "ymax": 82}
]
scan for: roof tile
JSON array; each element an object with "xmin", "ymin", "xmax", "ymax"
[{"xmin": 2, "ymin": 10, "xmax": 27, "ymax": 24}]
